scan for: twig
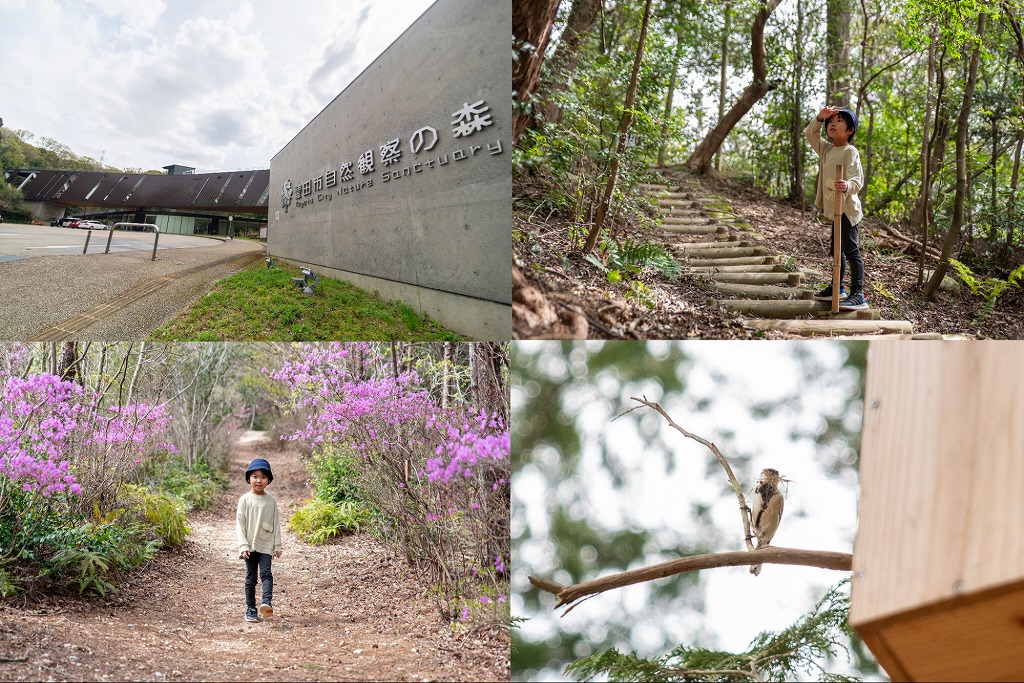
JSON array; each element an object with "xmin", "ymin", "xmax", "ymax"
[
  {"xmin": 628, "ymin": 396, "xmax": 755, "ymax": 551},
  {"xmin": 0, "ymin": 654, "xmax": 29, "ymax": 663},
  {"xmin": 529, "ymin": 546, "xmax": 852, "ymax": 613}
]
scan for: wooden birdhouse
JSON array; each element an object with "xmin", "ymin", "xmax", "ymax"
[{"xmin": 851, "ymin": 342, "xmax": 1024, "ymax": 682}]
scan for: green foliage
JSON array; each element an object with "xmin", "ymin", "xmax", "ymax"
[
  {"xmin": 287, "ymin": 497, "xmax": 369, "ymax": 544},
  {"xmin": 41, "ymin": 519, "xmax": 159, "ymax": 597},
  {"xmin": 609, "ymin": 239, "xmax": 683, "ymax": 280},
  {"xmin": 309, "ymin": 447, "xmax": 363, "ymax": 504},
  {"xmin": 948, "ymin": 259, "xmax": 1024, "ymax": 301},
  {"xmin": 150, "ymin": 262, "xmax": 462, "ymax": 341},
  {"xmin": 121, "ymin": 484, "xmax": 190, "ymax": 548},
  {"xmin": 0, "ymin": 180, "xmax": 30, "ymax": 221},
  {"xmin": 565, "ymin": 581, "xmax": 859, "ymax": 682},
  {"xmin": 142, "ymin": 456, "xmax": 227, "ymax": 511}
]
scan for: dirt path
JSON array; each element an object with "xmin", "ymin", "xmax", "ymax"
[{"xmin": 0, "ymin": 433, "xmax": 509, "ymax": 681}]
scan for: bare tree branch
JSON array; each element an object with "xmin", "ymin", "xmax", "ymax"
[
  {"xmin": 628, "ymin": 395, "xmax": 756, "ymax": 551},
  {"xmin": 529, "ymin": 547, "xmax": 852, "ymax": 614}
]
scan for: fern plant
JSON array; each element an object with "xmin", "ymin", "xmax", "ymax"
[
  {"xmin": 609, "ymin": 239, "xmax": 683, "ymax": 280},
  {"xmin": 948, "ymin": 259, "xmax": 1024, "ymax": 301}
]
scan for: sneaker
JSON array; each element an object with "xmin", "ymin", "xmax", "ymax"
[
  {"xmin": 259, "ymin": 603, "xmax": 274, "ymax": 618},
  {"xmin": 245, "ymin": 607, "xmax": 260, "ymax": 623},
  {"xmin": 813, "ymin": 285, "xmax": 846, "ymax": 301},
  {"xmin": 839, "ymin": 292, "xmax": 869, "ymax": 310}
]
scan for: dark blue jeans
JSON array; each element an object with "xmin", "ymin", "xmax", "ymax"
[
  {"xmin": 829, "ymin": 213, "xmax": 864, "ymax": 293},
  {"xmin": 244, "ymin": 551, "xmax": 274, "ymax": 608}
]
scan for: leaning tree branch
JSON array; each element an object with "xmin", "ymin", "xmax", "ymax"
[
  {"xmin": 628, "ymin": 395, "xmax": 755, "ymax": 552},
  {"xmin": 529, "ymin": 547, "xmax": 853, "ymax": 615}
]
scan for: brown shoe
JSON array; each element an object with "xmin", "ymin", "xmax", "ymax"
[{"xmin": 259, "ymin": 603, "xmax": 274, "ymax": 618}]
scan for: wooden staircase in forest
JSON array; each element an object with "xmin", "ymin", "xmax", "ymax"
[{"xmin": 636, "ymin": 178, "xmax": 929, "ymax": 338}]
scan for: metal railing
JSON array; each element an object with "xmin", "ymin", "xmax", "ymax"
[{"xmin": 109, "ymin": 222, "xmax": 161, "ymax": 261}]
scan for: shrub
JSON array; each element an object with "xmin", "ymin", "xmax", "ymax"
[
  {"xmin": 121, "ymin": 484, "xmax": 190, "ymax": 548},
  {"xmin": 308, "ymin": 447, "xmax": 363, "ymax": 504},
  {"xmin": 288, "ymin": 498, "xmax": 369, "ymax": 544},
  {"xmin": 38, "ymin": 517, "xmax": 158, "ymax": 597},
  {"xmin": 142, "ymin": 456, "xmax": 227, "ymax": 511}
]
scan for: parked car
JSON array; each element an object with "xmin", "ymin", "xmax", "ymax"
[{"xmin": 77, "ymin": 220, "xmax": 108, "ymax": 230}]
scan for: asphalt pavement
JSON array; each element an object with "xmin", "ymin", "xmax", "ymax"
[{"xmin": 0, "ymin": 223, "xmax": 266, "ymax": 340}]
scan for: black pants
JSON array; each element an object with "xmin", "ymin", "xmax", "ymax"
[
  {"xmin": 244, "ymin": 551, "xmax": 274, "ymax": 608},
  {"xmin": 829, "ymin": 214, "xmax": 864, "ymax": 293}
]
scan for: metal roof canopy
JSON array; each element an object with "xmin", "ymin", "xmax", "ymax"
[{"xmin": 11, "ymin": 168, "xmax": 270, "ymax": 214}]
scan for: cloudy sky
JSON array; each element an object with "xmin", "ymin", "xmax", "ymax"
[{"xmin": 0, "ymin": 0, "xmax": 436, "ymax": 173}]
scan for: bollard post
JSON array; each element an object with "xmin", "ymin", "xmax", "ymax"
[
  {"xmin": 151, "ymin": 227, "xmax": 160, "ymax": 261},
  {"xmin": 105, "ymin": 225, "xmax": 115, "ymax": 254},
  {"xmin": 83, "ymin": 230, "xmax": 92, "ymax": 254}
]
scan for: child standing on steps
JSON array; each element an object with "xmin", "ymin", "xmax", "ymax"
[
  {"xmin": 805, "ymin": 106, "xmax": 869, "ymax": 310},
  {"xmin": 236, "ymin": 458, "xmax": 282, "ymax": 623}
]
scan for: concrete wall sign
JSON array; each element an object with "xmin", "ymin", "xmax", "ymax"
[
  {"xmin": 279, "ymin": 99, "xmax": 502, "ymax": 214},
  {"xmin": 269, "ymin": 0, "xmax": 510, "ymax": 340}
]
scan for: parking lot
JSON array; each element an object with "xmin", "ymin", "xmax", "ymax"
[
  {"xmin": 0, "ymin": 222, "xmax": 223, "ymax": 260},
  {"xmin": 0, "ymin": 222, "xmax": 265, "ymax": 339}
]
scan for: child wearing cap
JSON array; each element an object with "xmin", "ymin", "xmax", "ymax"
[
  {"xmin": 236, "ymin": 457, "xmax": 282, "ymax": 623},
  {"xmin": 805, "ymin": 106, "xmax": 868, "ymax": 310}
]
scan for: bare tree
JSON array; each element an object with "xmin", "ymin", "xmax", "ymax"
[{"xmin": 685, "ymin": 0, "xmax": 783, "ymax": 175}]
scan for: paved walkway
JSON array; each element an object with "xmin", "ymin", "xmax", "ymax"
[{"xmin": 0, "ymin": 228, "xmax": 265, "ymax": 340}]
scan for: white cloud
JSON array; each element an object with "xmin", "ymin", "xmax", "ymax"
[{"xmin": 0, "ymin": 0, "xmax": 437, "ymax": 172}]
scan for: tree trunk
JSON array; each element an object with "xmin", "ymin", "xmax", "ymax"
[
  {"xmin": 57, "ymin": 342, "xmax": 79, "ymax": 384},
  {"xmin": 513, "ymin": 0, "xmax": 562, "ymax": 146},
  {"xmin": 1003, "ymin": 2, "xmax": 1024, "ymax": 249},
  {"xmin": 1008, "ymin": 129, "xmax": 1024, "ymax": 248},
  {"xmin": 685, "ymin": 0, "xmax": 783, "ymax": 175},
  {"xmin": 714, "ymin": 1, "xmax": 732, "ymax": 173},
  {"xmin": 915, "ymin": 29, "xmax": 937, "ymax": 284},
  {"xmin": 789, "ymin": 0, "xmax": 804, "ymax": 204},
  {"xmin": 532, "ymin": 0, "xmax": 602, "ymax": 129},
  {"xmin": 658, "ymin": 25, "xmax": 686, "ymax": 167},
  {"xmin": 826, "ymin": 0, "xmax": 853, "ymax": 106},
  {"xmin": 923, "ymin": 12, "xmax": 986, "ymax": 300},
  {"xmin": 582, "ymin": 0, "xmax": 654, "ymax": 254}
]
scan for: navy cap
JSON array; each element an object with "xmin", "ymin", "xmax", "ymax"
[
  {"xmin": 245, "ymin": 458, "xmax": 274, "ymax": 484},
  {"xmin": 836, "ymin": 108, "xmax": 858, "ymax": 134}
]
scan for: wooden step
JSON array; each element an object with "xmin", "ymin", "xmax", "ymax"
[
  {"xmin": 676, "ymin": 240, "xmax": 750, "ymax": 251},
  {"xmin": 712, "ymin": 282, "xmax": 811, "ymax": 299},
  {"xmin": 688, "ymin": 264, "xmax": 782, "ymax": 273},
  {"xmin": 680, "ymin": 246, "xmax": 769, "ymax": 259},
  {"xmin": 659, "ymin": 224, "xmax": 725, "ymax": 235},
  {"xmin": 689, "ymin": 255, "xmax": 777, "ymax": 267},
  {"xmin": 711, "ymin": 272, "xmax": 804, "ymax": 285},
  {"xmin": 713, "ymin": 298, "xmax": 879, "ymax": 318},
  {"xmin": 739, "ymin": 318, "xmax": 914, "ymax": 336},
  {"xmin": 662, "ymin": 216, "xmax": 711, "ymax": 225}
]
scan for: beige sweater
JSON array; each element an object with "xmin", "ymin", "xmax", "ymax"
[
  {"xmin": 236, "ymin": 491, "xmax": 282, "ymax": 556},
  {"xmin": 805, "ymin": 119, "xmax": 864, "ymax": 224}
]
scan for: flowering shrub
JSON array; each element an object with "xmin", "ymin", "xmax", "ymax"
[
  {"xmin": 0, "ymin": 351, "xmax": 179, "ymax": 595},
  {"xmin": 270, "ymin": 342, "xmax": 510, "ymax": 623}
]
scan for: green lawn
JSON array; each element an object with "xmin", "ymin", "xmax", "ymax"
[{"xmin": 150, "ymin": 261, "xmax": 464, "ymax": 341}]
